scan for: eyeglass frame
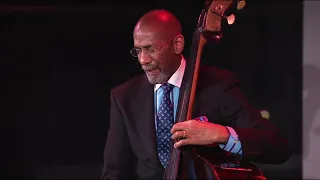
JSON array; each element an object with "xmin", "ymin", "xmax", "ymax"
[{"xmin": 130, "ymin": 34, "xmax": 180, "ymax": 57}]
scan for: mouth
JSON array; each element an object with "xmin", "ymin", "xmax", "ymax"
[{"xmin": 145, "ymin": 69, "xmax": 159, "ymax": 76}]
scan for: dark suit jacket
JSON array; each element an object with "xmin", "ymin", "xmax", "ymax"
[{"xmin": 101, "ymin": 66, "xmax": 291, "ymax": 180}]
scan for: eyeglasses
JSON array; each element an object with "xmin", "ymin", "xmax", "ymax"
[{"xmin": 130, "ymin": 34, "xmax": 178, "ymax": 57}]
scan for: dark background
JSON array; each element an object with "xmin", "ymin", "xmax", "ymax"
[{"xmin": 2, "ymin": 0, "xmax": 302, "ymax": 179}]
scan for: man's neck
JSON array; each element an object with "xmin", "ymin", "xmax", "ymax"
[{"xmin": 154, "ymin": 56, "xmax": 186, "ymax": 91}]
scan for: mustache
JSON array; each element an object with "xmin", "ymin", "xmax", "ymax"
[{"xmin": 142, "ymin": 64, "xmax": 159, "ymax": 71}]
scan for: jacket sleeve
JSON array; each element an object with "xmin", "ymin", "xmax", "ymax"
[
  {"xmin": 101, "ymin": 89, "xmax": 138, "ymax": 179},
  {"xmin": 220, "ymin": 74, "xmax": 292, "ymax": 164}
]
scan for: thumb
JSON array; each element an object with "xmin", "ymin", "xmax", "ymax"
[{"xmin": 174, "ymin": 138, "xmax": 190, "ymax": 148}]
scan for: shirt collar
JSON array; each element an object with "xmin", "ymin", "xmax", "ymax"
[{"xmin": 154, "ymin": 55, "xmax": 186, "ymax": 91}]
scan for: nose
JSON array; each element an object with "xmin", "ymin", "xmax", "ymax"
[{"xmin": 138, "ymin": 51, "xmax": 152, "ymax": 65}]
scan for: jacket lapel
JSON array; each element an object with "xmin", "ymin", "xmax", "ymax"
[{"xmin": 133, "ymin": 76, "xmax": 162, "ymax": 167}]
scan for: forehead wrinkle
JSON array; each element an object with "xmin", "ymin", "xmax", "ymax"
[
  {"xmin": 134, "ymin": 26, "xmax": 170, "ymax": 44},
  {"xmin": 134, "ymin": 31, "xmax": 154, "ymax": 46},
  {"xmin": 134, "ymin": 27, "xmax": 165, "ymax": 47}
]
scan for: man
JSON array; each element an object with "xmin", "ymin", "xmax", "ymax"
[{"xmin": 101, "ymin": 9, "xmax": 291, "ymax": 179}]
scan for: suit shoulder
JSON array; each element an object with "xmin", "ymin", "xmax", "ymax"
[
  {"xmin": 111, "ymin": 74, "xmax": 145, "ymax": 97},
  {"xmin": 200, "ymin": 65, "xmax": 238, "ymax": 84}
]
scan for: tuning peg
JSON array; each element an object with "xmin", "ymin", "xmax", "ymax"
[
  {"xmin": 219, "ymin": 13, "xmax": 236, "ymax": 25},
  {"xmin": 260, "ymin": 109, "xmax": 270, "ymax": 120},
  {"xmin": 237, "ymin": 0, "xmax": 246, "ymax": 10},
  {"xmin": 210, "ymin": 9, "xmax": 236, "ymax": 25},
  {"xmin": 226, "ymin": 14, "xmax": 235, "ymax": 25}
]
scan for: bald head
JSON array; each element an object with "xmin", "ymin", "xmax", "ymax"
[
  {"xmin": 134, "ymin": 9, "xmax": 182, "ymax": 40},
  {"xmin": 132, "ymin": 9, "xmax": 185, "ymax": 84}
]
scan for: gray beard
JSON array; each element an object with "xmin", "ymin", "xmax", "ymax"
[{"xmin": 145, "ymin": 71, "xmax": 171, "ymax": 84}]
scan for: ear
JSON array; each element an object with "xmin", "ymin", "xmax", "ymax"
[{"xmin": 173, "ymin": 34, "xmax": 184, "ymax": 54}]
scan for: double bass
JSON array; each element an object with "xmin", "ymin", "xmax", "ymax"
[{"xmin": 163, "ymin": 0, "xmax": 267, "ymax": 179}]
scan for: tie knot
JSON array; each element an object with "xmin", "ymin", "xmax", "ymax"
[{"xmin": 162, "ymin": 83, "xmax": 174, "ymax": 94}]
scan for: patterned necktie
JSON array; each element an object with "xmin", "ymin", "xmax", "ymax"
[{"xmin": 156, "ymin": 82, "xmax": 174, "ymax": 168}]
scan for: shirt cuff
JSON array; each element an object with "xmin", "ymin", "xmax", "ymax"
[{"xmin": 219, "ymin": 126, "xmax": 242, "ymax": 155}]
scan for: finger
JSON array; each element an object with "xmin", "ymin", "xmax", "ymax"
[
  {"xmin": 171, "ymin": 130, "xmax": 186, "ymax": 142},
  {"xmin": 170, "ymin": 122, "xmax": 187, "ymax": 134},
  {"xmin": 171, "ymin": 120, "xmax": 196, "ymax": 134},
  {"xmin": 174, "ymin": 138, "xmax": 190, "ymax": 148}
]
